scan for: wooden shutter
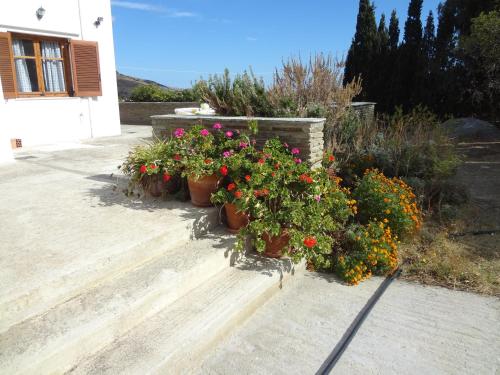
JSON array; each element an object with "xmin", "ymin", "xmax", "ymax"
[
  {"xmin": 0, "ymin": 32, "xmax": 17, "ymax": 99},
  {"xmin": 70, "ymin": 40, "xmax": 102, "ymax": 97}
]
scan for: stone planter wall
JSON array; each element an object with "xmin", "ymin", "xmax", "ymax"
[
  {"xmin": 151, "ymin": 115, "xmax": 326, "ymax": 164},
  {"xmin": 119, "ymin": 102, "xmax": 199, "ymax": 125},
  {"xmin": 349, "ymin": 102, "xmax": 376, "ymax": 124}
]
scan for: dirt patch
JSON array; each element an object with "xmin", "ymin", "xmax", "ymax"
[{"xmin": 400, "ymin": 118, "xmax": 500, "ymax": 296}]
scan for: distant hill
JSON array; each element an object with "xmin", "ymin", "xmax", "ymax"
[{"xmin": 116, "ymin": 71, "xmax": 176, "ymax": 99}]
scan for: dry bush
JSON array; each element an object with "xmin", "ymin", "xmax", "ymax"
[{"xmin": 269, "ymin": 54, "xmax": 362, "ymax": 149}]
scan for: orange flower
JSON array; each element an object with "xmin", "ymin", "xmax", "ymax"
[
  {"xmin": 204, "ymin": 158, "xmax": 212, "ymax": 164},
  {"xmin": 329, "ymin": 155, "xmax": 335, "ymax": 162},
  {"xmin": 234, "ymin": 191, "xmax": 242, "ymax": 199},
  {"xmin": 245, "ymin": 175, "xmax": 251, "ymax": 181}
]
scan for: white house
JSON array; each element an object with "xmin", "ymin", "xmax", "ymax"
[{"xmin": 0, "ymin": 0, "xmax": 120, "ymax": 163}]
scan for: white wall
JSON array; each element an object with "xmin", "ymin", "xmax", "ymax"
[{"xmin": 0, "ymin": 0, "xmax": 120, "ymax": 161}]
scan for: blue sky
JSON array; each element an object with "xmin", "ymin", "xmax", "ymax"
[{"xmin": 111, "ymin": 0, "xmax": 442, "ymax": 88}]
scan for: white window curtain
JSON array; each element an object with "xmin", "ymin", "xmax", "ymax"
[
  {"xmin": 12, "ymin": 40, "xmax": 33, "ymax": 92},
  {"xmin": 41, "ymin": 41, "xmax": 66, "ymax": 92}
]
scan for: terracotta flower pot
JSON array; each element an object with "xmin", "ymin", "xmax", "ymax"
[
  {"xmin": 225, "ymin": 203, "xmax": 249, "ymax": 234},
  {"xmin": 262, "ymin": 230, "xmax": 290, "ymax": 258},
  {"xmin": 187, "ymin": 174, "xmax": 220, "ymax": 207}
]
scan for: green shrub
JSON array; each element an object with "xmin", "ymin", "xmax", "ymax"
[
  {"xmin": 334, "ymin": 107, "xmax": 462, "ymax": 210},
  {"xmin": 129, "ymin": 84, "xmax": 199, "ymax": 102},
  {"xmin": 195, "ymin": 69, "xmax": 274, "ymax": 117}
]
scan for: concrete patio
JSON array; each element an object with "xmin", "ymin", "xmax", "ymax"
[{"xmin": 0, "ymin": 125, "xmax": 498, "ymax": 374}]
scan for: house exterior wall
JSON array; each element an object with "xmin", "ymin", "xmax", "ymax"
[{"xmin": 0, "ymin": 0, "xmax": 120, "ymax": 162}]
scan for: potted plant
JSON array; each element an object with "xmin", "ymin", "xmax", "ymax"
[
  {"xmin": 175, "ymin": 124, "xmax": 243, "ymax": 207},
  {"xmin": 235, "ymin": 139, "xmax": 353, "ymax": 264},
  {"xmin": 121, "ymin": 139, "xmax": 181, "ymax": 197},
  {"xmin": 210, "ymin": 144, "xmax": 256, "ymax": 232}
]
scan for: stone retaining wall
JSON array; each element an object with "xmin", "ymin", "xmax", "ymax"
[
  {"xmin": 119, "ymin": 102, "xmax": 199, "ymax": 125},
  {"xmin": 349, "ymin": 102, "xmax": 376, "ymax": 124},
  {"xmin": 151, "ymin": 115, "xmax": 326, "ymax": 164}
]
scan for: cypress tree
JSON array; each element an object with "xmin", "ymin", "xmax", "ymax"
[
  {"xmin": 388, "ymin": 10, "xmax": 400, "ymax": 51},
  {"xmin": 434, "ymin": 1, "xmax": 458, "ymax": 114},
  {"xmin": 421, "ymin": 11, "xmax": 436, "ymax": 107},
  {"xmin": 400, "ymin": 0, "xmax": 424, "ymax": 109},
  {"xmin": 343, "ymin": 0, "xmax": 378, "ymax": 100},
  {"xmin": 373, "ymin": 14, "xmax": 391, "ymax": 111},
  {"xmin": 386, "ymin": 10, "xmax": 401, "ymax": 111}
]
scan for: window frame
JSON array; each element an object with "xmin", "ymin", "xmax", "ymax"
[{"xmin": 10, "ymin": 33, "xmax": 73, "ymax": 98}]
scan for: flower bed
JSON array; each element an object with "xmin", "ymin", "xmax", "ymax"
[{"xmin": 121, "ymin": 121, "xmax": 421, "ymax": 285}]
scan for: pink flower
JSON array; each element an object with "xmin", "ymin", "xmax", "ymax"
[
  {"xmin": 283, "ymin": 142, "xmax": 289, "ymax": 148},
  {"xmin": 291, "ymin": 148, "xmax": 300, "ymax": 155},
  {"xmin": 239, "ymin": 142, "xmax": 248, "ymax": 149},
  {"xmin": 174, "ymin": 128, "xmax": 185, "ymax": 138},
  {"xmin": 213, "ymin": 123, "xmax": 222, "ymax": 130},
  {"xmin": 223, "ymin": 150, "xmax": 233, "ymax": 158},
  {"xmin": 225, "ymin": 131, "xmax": 233, "ymax": 138},
  {"xmin": 200, "ymin": 129, "xmax": 209, "ymax": 136},
  {"xmin": 315, "ymin": 195, "xmax": 321, "ymax": 202},
  {"xmin": 294, "ymin": 158, "xmax": 302, "ymax": 164}
]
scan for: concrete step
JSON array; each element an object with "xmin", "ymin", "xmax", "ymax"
[
  {"xmin": 0, "ymin": 205, "xmax": 218, "ymax": 334},
  {"xmin": 0, "ymin": 225, "xmax": 227, "ymax": 375},
  {"xmin": 68, "ymin": 254, "xmax": 303, "ymax": 375}
]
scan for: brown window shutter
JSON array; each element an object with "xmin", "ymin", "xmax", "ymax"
[
  {"xmin": 0, "ymin": 32, "xmax": 17, "ymax": 99},
  {"xmin": 70, "ymin": 40, "xmax": 102, "ymax": 97}
]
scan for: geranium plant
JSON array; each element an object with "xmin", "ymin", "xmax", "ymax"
[
  {"xmin": 120, "ymin": 138, "xmax": 182, "ymax": 196},
  {"xmin": 233, "ymin": 138, "xmax": 353, "ymax": 266}
]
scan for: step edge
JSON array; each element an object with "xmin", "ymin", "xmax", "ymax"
[
  {"xmin": 5, "ymin": 247, "xmax": 232, "ymax": 375},
  {"xmin": 0, "ymin": 209, "xmax": 219, "ymax": 334}
]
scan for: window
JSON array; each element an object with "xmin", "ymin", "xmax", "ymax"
[
  {"xmin": 0, "ymin": 31, "xmax": 102, "ymax": 99},
  {"xmin": 11, "ymin": 36, "xmax": 68, "ymax": 96}
]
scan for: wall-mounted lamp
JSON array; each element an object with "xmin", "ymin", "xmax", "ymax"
[
  {"xmin": 94, "ymin": 17, "xmax": 104, "ymax": 27},
  {"xmin": 36, "ymin": 6, "xmax": 46, "ymax": 20}
]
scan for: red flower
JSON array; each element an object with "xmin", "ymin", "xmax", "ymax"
[
  {"xmin": 204, "ymin": 158, "xmax": 212, "ymax": 164},
  {"xmin": 299, "ymin": 174, "xmax": 313, "ymax": 184},
  {"xmin": 245, "ymin": 175, "xmax": 251, "ymax": 181},
  {"xmin": 329, "ymin": 155, "xmax": 335, "ymax": 162},
  {"xmin": 261, "ymin": 188, "xmax": 269, "ymax": 196},
  {"xmin": 174, "ymin": 154, "xmax": 181, "ymax": 161},
  {"xmin": 219, "ymin": 165, "xmax": 228, "ymax": 176},
  {"xmin": 163, "ymin": 173, "xmax": 171, "ymax": 182},
  {"xmin": 234, "ymin": 191, "xmax": 242, "ymax": 199},
  {"xmin": 303, "ymin": 236, "xmax": 317, "ymax": 248},
  {"xmin": 271, "ymin": 172, "xmax": 276, "ymax": 177},
  {"xmin": 139, "ymin": 165, "xmax": 147, "ymax": 174},
  {"xmin": 253, "ymin": 190, "xmax": 260, "ymax": 197},
  {"xmin": 150, "ymin": 164, "xmax": 157, "ymax": 170},
  {"xmin": 227, "ymin": 183, "xmax": 236, "ymax": 191},
  {"xmin": 258, "ymin": 159, "xmax": 265, "ymax": 164},
  {"xmin": 274, "ymin": 163, "xmax": 280, "ymax": 170}
]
